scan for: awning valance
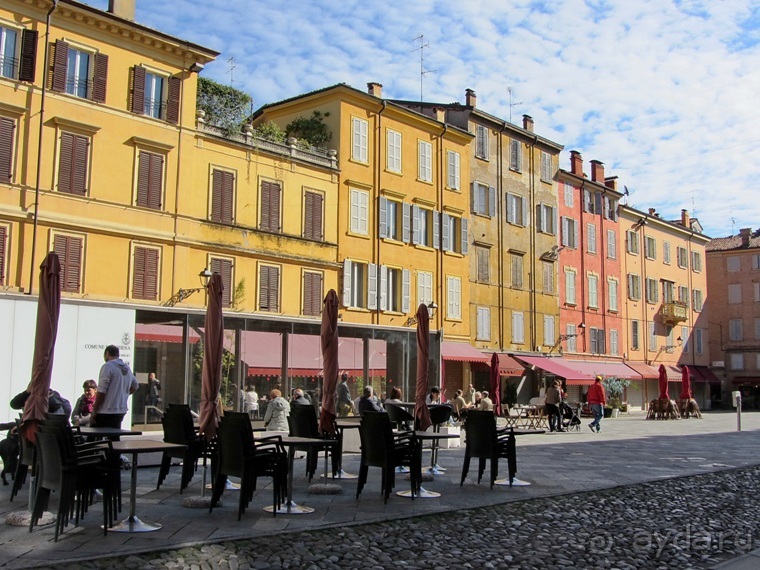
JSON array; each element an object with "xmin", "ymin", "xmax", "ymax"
[
  {"xmin": 663, "ymin": 365, "xmax": 682, "ymax": 382},
  {"xmin": 441, "ymin": 342, "xmax": 489, "ymax": 363},
  {"xmin": 514, "ymin": 355, "xmax": 595, "ymax": 384},
  {"xmin": 483, "ymin": 353, "xmax": 525, "ymax": 376},
  {"xmin": 686, "ymin": 365, "xmax": 721, "ymax": 384},
  {"xmin": 561, "ymin": 359, "xmax": 643, "ymax": 380},
  {"xmin": 732, "ymin": 377, "xmax": 760, "ymax": 385},
  {"xmin": 625, "ymin": 362, "xmax": 659, "ymax": 379}
]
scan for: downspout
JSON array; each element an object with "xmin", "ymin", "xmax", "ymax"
[
  {"xmin": 437, "ymin": 121, "xmax": 448, "ymax": 334},
  {"xmin": 527, "ymin": 135, "xmax": 538, "ymax": 352},
  {"xmin": 686, "ymin": 231, "xmax": 694, "ymax": 366},
  {"xmin": 373, "ymin": 100, "xmax": 387, "ymax": 326},
  {"xmin": 640, "ymin": 215, "xmax": 649, "ymax": 363},
  {"xmin": 599, "ymin": 189, "xmax": 607, "ymax": 349},
  {"xmin": 171, "ymin": 55, "xmax": 189, "ymax": 308},
  {"xmin": 28, "ymin": 0, "xmax": 59, "ymax": 295},
  {"xmin": 578, "ymin": 180, "xmax": 587, "ymax": 353},
  {"xmin": 497, "ymin": 122, "xmax": 508, "ymax": 350}
]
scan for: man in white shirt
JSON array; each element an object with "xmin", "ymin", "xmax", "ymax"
[{"xmin": 92, "ymin": 345, "xmax": 138, "ymax": 429}]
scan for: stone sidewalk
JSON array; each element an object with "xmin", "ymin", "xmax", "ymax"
[{"xmin": 0, "ymin": 410, "xmax": 758, "ymax": 569}]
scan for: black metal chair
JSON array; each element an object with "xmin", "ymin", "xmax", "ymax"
[
  {"xmin": 10, "ymin": 420, "xmax": 32, "ymax": 502},
  {"xmin": 288, "ymin": 404, "xmax": 338, "ymax": 481},
  {"xmin": 157, "ymin": 404, "xmax": 209, "ymax": 493},
  {"xmin": 460, "ymin": 410, "xmax": 517, "ymax": 488},
  {"xmin": 385, "ymin": 403, "xmax": 414, "ymax": 431},
  {"xmin": 356, "ymin": 411, "xmax": 420, "ymax": 503},
  {"xmin": 427, "ymin": 404, "xmax": 453, "ymax": 471}
]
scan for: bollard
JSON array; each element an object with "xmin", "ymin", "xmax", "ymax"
[{"xmin": 732, "ymin": 391, "xmax": 742, "ymax": 432}]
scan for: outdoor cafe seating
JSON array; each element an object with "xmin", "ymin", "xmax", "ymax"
[
  {"xmin": 460, "ymin": 410, "xmax": 516, "ymax": 488},
  {"xmin": 287, "ymin": 404, "xmax": 338, "ymax": 481},
  {"xmin": 157, "ymin": 404, "xmax": 212, "ymax": 493},
  {"xmin": 646, "ymin": 399, "xmax": 681, "ymax": 420}
]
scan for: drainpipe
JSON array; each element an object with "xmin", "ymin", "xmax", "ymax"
[
  {"xmin": 527, "ymin": 135, "xmax": 538, "ymax": 352},
  {"xmin": 373, "ymin": 100, "xmax": 387, "ymax": 326},
  {"xmin": 599, "ymin": 189, "xmax": 607, "ymax": 348},
  {"xmin": 28, "ymin": 0, "xmax": 59, "ymax": 295},
  {"xmin": 437, "ymin": 120, "xmax": 447, "ymax": 388},
  {"xmin": 640, "ymin": 215, "xmax": 650, "ymax": 363},
  {"xmin": 578, "ymin": 180, "xmax": 587, "ymax": 353},
  {"xmin": 497, "ymin": 122, "xmax": 508, "ymax": 350}
]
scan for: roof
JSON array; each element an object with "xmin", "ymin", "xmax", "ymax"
[
  {"xmin": 441, "ymin": 342, "xmax": 489, "ymax": 363},
  {"xmin": 706, "ymin": 230, "xmax": 760, "ymax": 252}
]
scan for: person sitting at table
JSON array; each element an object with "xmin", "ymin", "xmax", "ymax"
[
  {"xmin": 426, "ymin": 386, "xmax": 442, "ymax": 405},
  {"xmin": 386, "ymin": 387, "xmax": 403, "ymax": 404},
  {"xmin": 478, "ymin": 390, "xmax": 494, "ymax": 411},
  {"xmin": 291, "ymin": 388, "xmax": 310, "ymax": 406},
  {"xmin": 451, "ymin": 389, "xmax": 469, "ymax": 421},
  {"xmin": 263, "ymin": 389, "xmax": 290, "ymax": 432},
  {"xmin": 11, "ymin": 387, "xmax": 72, "ymax": 419},
  {"xmin": 545, "ymin": 380, "xmax": 565, "ymax": 432},
  {"xmin": 72, "ymin": 379, "xmax": 98, "ymax": 427},
  {"xmin": 357, "ymin": 386, "xmax": 384, "ymax": 416},
  {"xmin": 473, "ymin": 391, "xmax": 482, "ymax": 409}
]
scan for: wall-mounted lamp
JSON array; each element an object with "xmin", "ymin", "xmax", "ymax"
[
  {"xmin": 188, "ymin": 62, "xmax": 204, "ymax": 73},
  {"xmin": 404, "ymin": 301, "xmax": 438, "ymax": 326},
  {"xmin": 164, "ymin": 268, "xmax": 213, "ymax": 306},
  {"xmin": 549, "ymin": 323, "xmax": 586, "ymax": 353}
]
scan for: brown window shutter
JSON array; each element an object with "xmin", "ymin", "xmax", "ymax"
[
  {"xmin": 260, "ymin": 181, "xmax": 271, "ymax": 230},
  {"xmin": 211, "ymin": 258, "xmax": 232, "ymax": 307},
  {"xmin": 303, "ymin": 272, "xmax": 322, "ymax": 316},
  {"xmin": 268, "ymin": 266, "xmax": 279, "ymax": 311},
  {"xmin": 259, "ymin": 266, "xmax": 270, "ymax": 310},
  {"xmin": 51, "ymin": 40, "xmax": 68, "ymax": 92},
  {"xmin": 18, "ymin": 29, "xmax": 38, "ymax": 83},
  {"xmin": 312, "ymin": 273, "xmax": 323, "ymax": 315},
  {"xmin": 136, "ymin": 151, "xmax": 150, "ymax": 206},
  {"xmin": 58, "ymin": 132, "xmax": 73, "ymax": 194},
  {"xmin": 143, "ymin": 248, "xmax": 158, "ymax": 300},
  {"xmin": 72, "ymin": 134, "xmax": 89, "ymax": 195},
  {"xmin": 313, "ymin": 193, "xmax": 323, "ymax": 240},
  {"xmin": 55, "ymin": 235, "xmax": 82, "ymax": 293},
  {"xmin": 131, "ymin": 65, "xmax": 145, "ymax": 114},
  {"xmin": 303, "ymin": 273, "xmax": 312, "ymax": 315},
  {"xmin": 0, "ymin": 226, "xmax": 6, "ymax": 286},
  {"xmin": 303, "ymin": 192, "xmax": 314, "ymax": 239},
  {"xmin": 166, "ymin": 76, "xmax": 180, "ymax": 124},
  {"xmin": 148, "ymin": 152, "xmax": 163, "ymax": 209},
  {"xmin": 271, "ymin": 181, "xmax": 281, "ymax": 232},
  {"xmin": 211, "ymin": 170, "xmax": 234, "ymax": 224},
  {"xmin": 221, "ymin": 171, "xmax": 234, "ymax": 224},
  {"xmin": 211, "ymin": 170, "xmax": 223, "ymax": 222},
  {"xmin": 0, "ymin": 117, "xmax": 15, "ymax": 184},
  {"xmin": 132, "ymin": 246, "xmax": 145, "ymax": 298},
  {"xmin": 91, "ymin": 53, "xmax": 108, "ymax": 103}
]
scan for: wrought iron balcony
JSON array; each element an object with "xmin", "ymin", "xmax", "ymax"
[{"xmin": 659, "ymin": 301, "xmax": 688, "ymax": 324}]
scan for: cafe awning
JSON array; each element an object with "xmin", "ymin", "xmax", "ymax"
[
  {"xmin": 663, "ymin": 365, "xmax": 682, "ymax": 382},
  {"xmin": 485, "ymin": 353, "xmax": 525, "ymax": 376},
  {"xmin": 732, "ymin": 376, "xmax": 760, "ymax": 385},
  {"xmin": 514, "ymin": 355, "xmax": 595, "ymax": 385},
  {"xmin": 685, "ymin": 365, "xmax": 721, "ymax": 384},
  {"xmin": 625, "ymin": 362, "xmax": 659, "ymax": 379},
  {"xmin": 441, "ymin": 342, "xmax": 490, "ymax": 363},
  {"xmin": 560, "ymin": 359, "xmax": 643, "ymax": 380}
]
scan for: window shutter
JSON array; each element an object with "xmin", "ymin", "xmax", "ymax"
[
  {"xmin": 211, "ymin": 170, "xmax": 223, "ymax": 222},
  {"xmin": 51, "ymin": 40, "xmax": 68, "ymax": 92},
  {"xmin": 0, "ymin": 118, "xmax": 15, "ymax": 184},
  {"xmin": 402, "ymin": 269, "xmax": 410, "ymax": 313},
  {"xmin": 379, "ymin": 197, "xmax": 388, "ymax": 239},
  {"xmin": 432, "ymin": 211, "xmax": 440, "ymax": 250},
  {"xmin": 258, "ymin": 266, "xmax": 270, "ymax": 310},
  {"xmin": 510, "ymin": 139, "xmax": 519, "ymax": 170},
  {"xmin": 488, "ymin": 186, "xmax": 496, "ymax": 217},
  {"xmin": 131, "ymin": 65, "xmax": 146, "ymax": 114},
  {"xmin": 211, "ymin": 170, "xmax": 234, "ymax": 224},
  {"xmin": 19, "ymin": 29, "xmax": 38, "ymax": 83},
  {"xmin": 268, "ymin": 266, "xmax": 279, "ymax": 311},
  {"xmin": 132, "ymin": 246, "xmax": 145, "ymax": 299},
  {"xmin": 166, "ymin": 76, "xmax": 180, "ymax": 124},
  {"xmin": 136, "ymin": 151, "xmax": 150, "ymax": 206},
  {"xmin": 367, "ymin": 263, "xmax": 378, "ymax": 310},
  {"xmin": 91, "ymin": 53, "xmax": 108, "ymax": 103},
  {"xmin": 470, "ymin": 183, "xmax": 478, "ymax": 214},
  {"xmin": 312, "ymin": 192, "xmax": 323, "ymax": 240},
  {"xmin": 461, "ymin": 217, "xmax": 469, "ymax": 255},
  {"xmin": 0, "ymin": 226, "xmax": 6, "ymax": 285},
  {"xmin": 342, "ymin": 259, "xmax": 352, "ymax": 307},
  {"xmin": 594, "ymin": 192, "xmax": 603, "ymax": 215},
  {"xmin": 260, "ymin": 181, "xmax": 272, "ymax": 230},
  {"xmin": 402, "ymin": 202, "xmax": 411, "ymax": 243},
  {"xmin": 211, "ymin": 258, "xmax": 232, "ymax": 308},
  {"xmin": 58, "ymin": 133, "xmax": 73, "ymax": 194},
  {"xmin": 143, "ymin": 247, "xmax": 158, "ymax": 300},
  {"xmin": 303, "ymin": 191, "xmax": 314, "ymax": 238},
  {"xmin": 523, "ymin": 197, "xmax": 529, "ymax": 228},
  {"xmin": 148, "ymin": 152, "xmax": 163, "ymax": 209},
  {"xmin": 411, "ymin": 205, "xmax": 419, "ymax": 245},
  {"xmin": 379, "ymin": 265, "xmax": 388, "ymax": 311},
  {"xmin": 55, "ymin": 235, "xmax": 82, "ymax": 293},
  {"xmin": 441, "ymin": 212, "xmax": 450, "ymax": 252},
  {"xmin": 505, "ymin": 193, "xmax": 512, "ymax": 223},
  {"xmin": 72, "ymin": 134, "xmax": 89, "ymax": 195},
  {"xmin": 574, "ymin": 221, "xmax": 579, "ymax": 249}
]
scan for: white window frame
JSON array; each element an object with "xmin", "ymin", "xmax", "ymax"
[
  {"xmin": 727, "ymin": 255, "xmax": 741, "ymax": 272},
  {"xmin": 565, "ymin": 269, "xmax": 576, "ymax": 305},
  {"xmin": 144, "ymin": 70, "xmax": 166, "ymax": 119},
  {"xmin": 512, "ymin": 311, "xmax": 525, "ymax": 344},
  {"xmin": 587, "ymin": 223, "xmax": 597, "ymax": 254},
  {"xmin": 607, "ymin": 229, "xmax": 616, "ymax": 259},
  {"xmin": 543, "ymin": 315, "xmax": 555, "ymax": 348},
  {"xmin": 566, "ymin": 324, "xmax": 577, "ymax": 352},
  {"xmin": 537, "ymin": 203, "xmax": 556, "ymax": 235},
  {"xmin": 417, "ymin": 271, "xmax": 433, "ymax": 308},
  {"xmin": 386, "ymin": 128, "xmax": 401, "ymax": 173},
  {"xmin": 418, "ymin": 140, "xmax": 432, "ymax": 182},
  {"xmin": 693, "ymin": 289, "xmax": 703, "ymax": 311},
  {"xmin": 691, "ymin": 251, "xmax": 702, "ymax": 272},
  {"xmin": 475, "ymin": 124, "xmax": 488, "ymax": 159},
  {"xmin": 649, "ymin": 322, "xmax": 657, "ymax": 352},
  {"xmin": 728, "ymin": 283, "xmax": 742, "ymax": 304},
  {"xmin": 645, "ymin": 277, "xmax": 659, "ymax": 303},
  {"xmin": 609, "ymin": 330, "xmax": 619, "ymax": 356},
  {"xmin": 608, "ymin": 278, "xmax": 618, "ymax": 312},
  {"xmin": 66, "ymin": 45, "xmax": 92, "ymax": 99},
  {"xmin": 563, "ymin": 182, "xmax": 574, "ymax": 207},
  {"xmin": 628, "ymin": 273, "xmax": 641, "ymax": 301},
  {"xmin": 349, "ymin": 188, "xmax": 369, "ymax": 235},
  {"xmin": 447, "ymin": 275, "xmax": 462, "ymax": 320},
  {"xmin": 351, "ymin": 117, "xmax": 368, "ymax": 163},
  {"xmin": 677, "ymin": 246, "xmax": 688, "ymax": 268},
  {"xmin": 447, "ymin": 150, "xmax": 460, "ymax": 190},
  {"xmin": 627, "ymin": 230, "xmax": 639, "ymax": 254},
  {"xmin": 644, "ymin": 236, "xmax": 656, "ymax": 260},
  {"xmin": 0, "ymin": 25, "xmax": 20, "ymax": 80},
  {"xmin": 561, "ymin": 217, "xmax": 578, "ymax": 248},
  {"xmin": 477, "ymin": 307, "xmax": 491, "ymax": 341},
  {"xmin": 729, "ymin": 318, "xmax": 743, "ymax": 342},
  {"xmin": 506, "ymin": 193, "xmax": 525, "ymax": 226},
  {"xmin": 681, "ymin": 326, "xmax": 689, "ymax": 353},
  {"xmin": 540, "ymin": 151, "xmax": 552, "ymax": 183},
  {"xmin": 588, "ymin": 274, "xmax": 599, "ymax": 308}
]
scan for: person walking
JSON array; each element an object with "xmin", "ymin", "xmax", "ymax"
[
  {"xmin": 92, "ymin": 344, "xmax": 138, "ymax": 428},
  {"xmin": 545, "ymin": 380, "xmax": 564, "ymax": 432},
  {"xmin": 587, "ymin": 375, "xmax": 607, "ymax": 433},
  {"xmin": 336, "ymin": 373, "xmax": 353, "ymax": 417}
]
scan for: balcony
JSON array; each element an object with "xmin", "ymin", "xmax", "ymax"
[{"xmin": 660, "ymin": 301, "xmax": 688, "ymax": 324}]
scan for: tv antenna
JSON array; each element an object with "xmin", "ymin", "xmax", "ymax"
[
  {"xmin": 226, "ymin": 56, "xmax": 236, "ymax": 86},
  {"xmin": 412, "ymin": 35, "xmax": 436, "ymax": 102},
  {"xmin": 507, "ymin": 86, "xmax": 522, "ymax": 123},
  {"xmin": 730, "ymin": 205, "xmax": 736, "ymax": 234}
]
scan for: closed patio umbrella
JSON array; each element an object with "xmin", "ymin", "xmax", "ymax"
[
  {"xmin": 658, "ymin": 364, "xmax": 669, "ymax": 400},
  {"xmin": 21, "ymin": 252, "xmax": 61, "ymax": 445},
  {"xmin": 319, "ymin": 289, "xmax": 339, "ymax": 436},
  {"xmin": 198, "ymin": 273, "xmax": 224, "ymax": 440},
  {"xmin": 490, "ymin": 352, "xmax": 502, "ymax": 417},
  {"xmin": 680, "ymin": 366, "xmax": 692, "ymax": 400},
  {"xmin": 414, "ymin": 304, "xmax": 432, "ymax": 432}
]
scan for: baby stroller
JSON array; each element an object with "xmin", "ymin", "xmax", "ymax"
[{"xmin": 560, "ymin": 402, "xmax": 581, "ymax": 431}]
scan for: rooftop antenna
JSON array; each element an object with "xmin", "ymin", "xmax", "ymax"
[
  {"xmin": 412, "ymin": 35, "xmax": 436, "ymax": 102},
  {"xmin": 507, "ymin": 86, "xmax": 522, "ymax": 123},
  {"xmin": 730, "ymin": 205, "xmax": 736, "ymax": 234},
  {"xmin": 226, "ymin": 56, "xmax": 236, "ymax": 86},
  {"xmin": 623, "ymin": 185, "xmax": 630, "ymax": 206}
]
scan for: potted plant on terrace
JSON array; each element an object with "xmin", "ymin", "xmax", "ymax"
[{"xmin": 602, "ymin": 377, "xmax": 630, "ymax": 418}]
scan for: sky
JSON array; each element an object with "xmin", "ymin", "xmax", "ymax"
[{"xmin": 85, "ymin": 0, "xmax": 760, "ymax": 238}]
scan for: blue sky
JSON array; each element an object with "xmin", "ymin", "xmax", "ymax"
[{"xmin": 85, "ymin": 0, "xmax": 760, "ymax": 237}]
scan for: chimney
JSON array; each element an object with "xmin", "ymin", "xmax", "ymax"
[
  {"xmin": 590, "ymin": 160, "xmax": 605, "ymax": 183},
  {"xmin": 570, "ymin": 150, "xmax": 583, "ymax": 176},
  {"xmin": 434, "ymin": 107, "xmax": 446, "ymax": 122},
  {"xmin": 108, "ymin": 0, "xmax": 136, "ymax": 20},
  {"xmin": 681, "ymin": 209, "xmax": 690, "ymax": 227},
  {"xmin": 604, "ymin": 176, "xmax": 618, "ymax": 191},
  {"xmin": 740, "ymin": 227, "xmax": 751, "ymax": 247},
  {"xmin": 522, "ymin": 114, "xmax": 534, "ymax": 132},
  {"xmin": 648, "ymin": 208, "xmax": 656, "ymax": 216},
  {"xmin": 367, "ymin": 82, "xmax": 383, "ymax": 98},
  {"xmin": 465, "ymin": 88, "xmax": 477, "ymax": 108}
]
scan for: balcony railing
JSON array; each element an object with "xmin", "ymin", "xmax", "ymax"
[{"xmin": 660, "ymin": 301, "xmax": 688, "ymax": 324}]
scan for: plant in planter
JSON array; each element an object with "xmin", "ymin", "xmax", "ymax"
[{"xmin": 602, "ymin": 377, "xmax": 630, "ymax": 418}]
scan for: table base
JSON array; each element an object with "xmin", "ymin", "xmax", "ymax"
[
  {"xmin": 397, "ymin": 486, "xmax": 441, "ymax": 499},
  {"xmin": 494, "ymin": 477, "xmax": 531, "ymax": 487},
  {"xmin": 320, "ymin": 469, "xmax": 358, "ymax": 480},
  {"xmin": 109, "ymin": 515, "xmax": 161, "ymax": 532},
  {"xmin": 428, "ymin": 466, "xmax": 445, "ymax": 475},
  {"xmin": 263, "ymin": 500, "xmax": 313, "ymax": 515},
  {"xmin": 206, "ymin": 480, "xmax": 241, "ymax": 490}
]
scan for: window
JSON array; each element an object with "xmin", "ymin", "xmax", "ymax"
[
  {"xmin": 136, "ymin": 150, "xmax": 164, "ymax": 210},
  {"xmin": 512, "ymin": 311, "xmax": 525, "ymax": 343},
  {"xmin": 258, "ymin": 264, "xmax": 280, "ymax": 312},
  {"xmin": 730, "ymin": 353, "xmax": 744, "ymax": 371},
  {"xmin": 693, "ymin": 289, "xmax": 703, "ymax": 311},
  {"xmin": 649, "ymin": 322, "xmax": 657, "ymax": 352},
  {"xmin": 695, "ymin": 328, "xmax": 704, "ymax": 355},
  {"xmin": 662, "ymin": 280, "xmax": 675, "ymax": 303},
  {"xmin": 506, "ymin": 193, "xmax": 526, "ymax": 226},
  {"xmin": 475, "ymin": 124, "xmax": 488, "ymax": 159},
  {"xmin": 57, "ymin": 132, "xmax": 89, "ymax": 196},
  {"xmin": 631, "ymin": 320, "xmax": 640, "ymax": 351},
  {"xmin": 608, "ymin": 278, "xmax": 618, "ymax": 312},
  {"xmin": 682, "ymin": 326, "xmax": 689, "ymax": 353},
  {"xmin": 380, "ymin": 266, "xmax": 407, "ymax": 313},
  {"xmin": 211, "ymin": 257, "xmax": 233, "ymax": 308},
  {"xmin": 587, "ymin": 223, "xmax": 597, "ymax": 254},
  {"xmin": 53, "ymin": 41, "xmax": 107, "ymax": 101},
  {"xmin": 644, "ymin": 236, "xmax": 656, "ymax": 259},
  {"xmin": 303, "ymin": 190, "xmax": 324, "ymax": 240},
  {"xmin": 351, "ymin": 117, "xmax": 368, "ymax": 162},
  {"xmin": 565, "ymin": 269, "xmax": 576, "ymax": 305},
  {"xmin": 540, "ymin": 151, "xmax": 552, "ymax": 182},
  {"xmin": 442, "ymin": 213, "xmax": 468, "ymax": 254},
  {"xmin": 509, "ymin": 139, "xmax": 522, "ymax": 171},
  {"xmin": 537, "ymin": 204, "xmax": 556, "ymax": 234},
  {"xmin": 210, "ymin": 169, "xmax": 234, "ymax": 224},
  {"xmin": 476, "ymin": 247, "xmax": 490, "ymax": 283},
  {"xmin": 588, "ymin": 274, "xmax": 599, "ymax": 308},
  {"xmin": 755, "ymin": 318, "xmax": 760, "ymax": 340},
  {"xmin": 259, "ymin": 180, "xmax": 281, "ymax": 232},
  {"xmin": 471, "ymin": 182, "xmax": 494, "ymax": 217},
  {"xmin": 627, "ymin": 231, "xmax": 639, "ymax": 254},
  {"xmin": 728, "ymin": 283, "xmax": 742, "ymax": 304},
  {"xmin": 302, "ymin": 271, "xmax": 323, "ymax": 316},
  {"xmin": 590, "ymin": 328, "xmax": 605, "ymax": 354},
  {"xmin": 691, "ymin": 251, "xmax": 702, "ymax": 272},
  {"xmin": 0, "ymin": 26, "xmax": 18, "ymax": 79},
  {"xmin": 143, "ymin": 72, "xmax": 166, "ymax": 119},
  {"xmin": 561, "ymin": 217, "xmax": 578, "ymax": 248},
  {"xmin": 511, "ymin": 253, "xmax": 524, "ymax": 288},
  {"xmin": 677, "ymin": 246, "xmax": 688, "ymax": 268},
  {"xmin": 349, "ymin": 188, "xmax": 368, "ymax": 235},
  {"xmin": 379, "ymin": 197, "xmax": 401, "ymax": 241},
  {"xmin": 64, "ymin": 45, "xmax": 90, "ymax": 98},
  {"xmin": 752, "ymin": 254, "xmax": 760, "ymax": 270},
  {"xmin": 543, "ymin": 315, "xmax": 555, "ymax": 347},
  {"xmin": 418, "ymin": 140, "xmax": 432, "ymax": 182},
  {"xmin": 0, "ymin": 116, "xmax": 15, "ymax": 183},
  {"xmin": 2, "ymin": 26, "xmax": 37, "ymax": 81},
  {"xmin": 477, "ymin": 307, "xmax": 491, "ymax": 341},
  {"xmin": 53, "ymin": 234, "xmax": 83, "ymax": 293},
  {"xmin": 678, "ymin": 285, "xmax": 689, "ymax": 307},
  {"xmin": 563, "ymin": 182, "xmax": 574, "ymax": 207},
  {"xmin": 542, "ymin": 261, "xmax": 554, "ymax": 294},
  {"xmin": 755, "ymin": 283, "xmax": 760, "ymax": 303},
  {"xmin": 727, "ymin": 256, "xmax": 741, "ymax": 272},
  {"xmin": 603, "ymin": 196, "xmax": 618, "ymax": 221},
  {"xmin": 447, "ymin": 276, "xmax": 461, "ymax": 319},
  {"xmin": 417, "ymin": 271, "xmax": 433, "ymax": 308},
  {"xmin": 447, "ymin": 150, "xmax": 460, "ymax": 190},
  {"xmin": 729, "ymin": 319, "xmax": 743, "ymax": 342},
  {"xmin": 130, "ymin": 65, "xmax": 178, "ymax": 123},
  {"xmin": 584, "ymin": 189, "xmax": 593, "ymax": 213},
  {"xmin": 628, "ymin": 273, "xmax": 641, "ymax": 300},
  {"xmin": 412, "ymin": 206, "xmax": 434, "ymax": 247},
  {"xmin": 343, "ymin": 259, "xmax": 367, "ymax": 309},
  {"xmin": 609, "ymin": 330, "xmax": 619, "ymax": 356},
  {"xmin": 132, "ymin": 245, "xmax": 159, "ymax": 300},
  {"xmin": 607, "ymin": 230, "xmax": 617, "ymax": 259},
  {"xmin": 645, "ymin": 278, "xmax": 658, "ymax": 303},
  {"xmin": 566, "ymin": 324, "xmax": 577, "ymax": 352},
  {"xmin": 386, "ymin": 129, "xmax": 401, "ymax": 172}
]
